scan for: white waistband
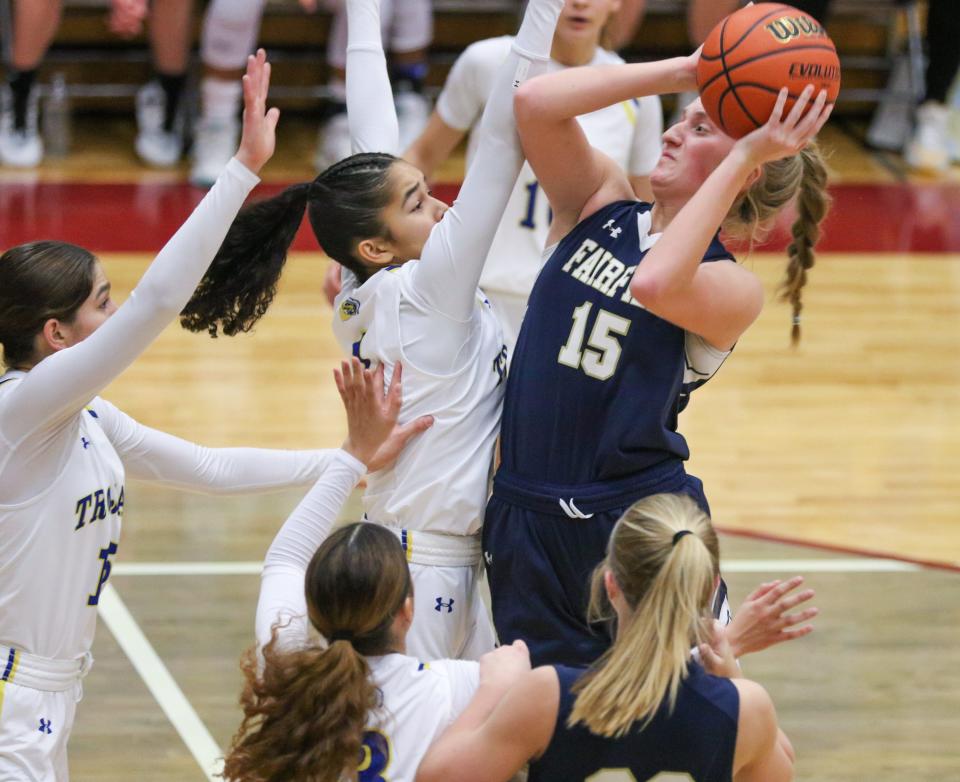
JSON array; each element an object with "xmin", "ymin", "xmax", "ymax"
[
  {"xmin": 381, "ymin": 526, "xmax": 482, "ymax": 567},
  {"xmin": 0, "ymin": 646, "xmax": 93, "ymax": 693}
]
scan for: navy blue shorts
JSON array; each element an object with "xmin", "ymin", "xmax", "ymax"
[{"xmin": 483, "ymin": 462, "xmax": 711, "ymax": 668}]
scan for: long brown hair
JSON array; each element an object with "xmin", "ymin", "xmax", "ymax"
[
  {"xmin": 569, "ymin": 493, "xmax": 720, "ymax": 738},
  {"xmin": 0, "ymin": 241, "xmax": 96, "ymax": 369},
  {"xmin": 725, "ymin": 141, "xmax": 832, "ymax": 344},
  {"xmin": 223, "ymin": 523, "xmax": 412, "ymax": 782}
]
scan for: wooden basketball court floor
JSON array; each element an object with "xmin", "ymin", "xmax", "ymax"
[{"xmin": 2, "ymin": 116, "xmax": 959, "ymax": 780}]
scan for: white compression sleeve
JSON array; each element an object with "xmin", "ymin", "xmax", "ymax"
[
  {"xmin": 255, "ymin": 450, "xmax": 366, "ymax": 649},
  {"xmin": 0, "ymin": 159, "xmax": 259, "ymax": 447},
  {"xmin": 407, "ymin": 0, "xmax": 564, "ymax": 321},
  {"xmin": 91, "ymin": 398, "xmax": 340, "ymax": 495},
  {"xmin": 345, "ymin": 0, "xmax": 400, "ymax": 155}
]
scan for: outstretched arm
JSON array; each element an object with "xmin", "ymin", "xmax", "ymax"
[
  {"xmin": 0, "ymin": 51, "xmax": 278, "ymax": 446},
  {"xmin": 409, "ymin": 0, "xmax": 565, "ymax": 321},
  {"xmin": 255, "ymin": 360, "xmax": 432, "ymax": 649},
  {"xmin": 344, "ymin": 0, "xmax": 399, "ymax": 155}
]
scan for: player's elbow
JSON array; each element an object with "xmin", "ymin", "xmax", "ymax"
[
  {"xmin": 629, "ymin": 268, "xmax": 667, "ymax": 309},
  {"xmin": 514, "ymin": 79, "xmax": 543, "ymax": 133}
]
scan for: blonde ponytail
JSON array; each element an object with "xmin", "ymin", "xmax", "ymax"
[{"xmin": 569, "ymin": 494, "xmax": 719, "ymax": 737}]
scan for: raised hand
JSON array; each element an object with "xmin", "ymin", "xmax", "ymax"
[
  {"xmin": 726, "ymin": 575, "xmax": 818, "ymax": 658},
  {"xmin": 334, "ymin": 360, "xmax": 433, "ymax": 471},
  {"xmin": 735, "ymin": 85, "xmax": 832, "ymax": 166},
  {"xmin": 698, "ymin": 620, "xmax": 741, "ymax": 679},
  {"xmin": 234, "ymin": 49, "xmax": 281, "ymax": 175}
]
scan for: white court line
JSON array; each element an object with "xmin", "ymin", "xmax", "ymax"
[
  {"xmin": 111, "ymin": 558, "xmax": 921, "ymax": 576},
  {"xmin": 114, "ymin": 561, "xmax": 262, "ymax": 576},
  {"xmin": 97, "ymin": 584, "xmax": 224, "ymax": 781}
]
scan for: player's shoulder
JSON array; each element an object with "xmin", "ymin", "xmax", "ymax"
[
  {"xmin": 459, "ymin": 35, "xmax": 515, "ymax": 66},
  {"xmin": 593, "ymin": 47, "xmax": 626, "ymax": 67}
]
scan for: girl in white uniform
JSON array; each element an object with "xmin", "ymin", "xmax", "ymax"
[
  {"xmin": 405, "ymin": 0, "xmax": 663, "ymax": 352},
  {"xmin": 324, "ymin": 0, "xmax": 664, "ymax": 352},
  {"xmin": 178, "ymin": 0, "xmax": 567, "ymax": 661},
  {"xmin": 0, "ymin": 53, "xmax": 429, "ymax": 782},
  {"xmin": 223, "ymin": 359, "xmax": 526, "ymax": 782}
]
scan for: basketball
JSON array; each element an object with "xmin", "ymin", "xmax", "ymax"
[{"xmin": 696, "ymin": 3, "xmax": 841, "ymax": 139}]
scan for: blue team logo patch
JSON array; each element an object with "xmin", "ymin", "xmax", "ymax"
[
  {"xmin": 435, "ymin": 597, "xmax": 455, "ymax": 614},
  {"xmin": 339, "ymin": 297, "xmax": 361, "ymax": 321}
]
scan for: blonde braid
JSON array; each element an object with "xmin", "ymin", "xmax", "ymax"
[{"xmin": 778, "ymin": 144, "xmax": 831, "ymax": 344}]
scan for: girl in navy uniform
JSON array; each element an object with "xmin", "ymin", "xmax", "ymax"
[
  {"xmin": 484, "ymin": 48, "xmax": 833, "ymax": 666},
  {"xmin": 418, "ymin": 493, "xmax": 798, "ymax": 782}
]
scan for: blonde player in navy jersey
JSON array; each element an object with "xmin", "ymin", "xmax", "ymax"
[
  {"xmin": 230, "ymin": 365, "xmax": 815, "ymax": 782},
  {"xmin": 322, "ymin": 0, "xmax": 664, "ymax": 353},
  {"xmin": 178, "ymin": 0, "xmax": 566, "ymax": 662},
  {"xmin": 0, "ymin": 52, "xmax": 428, "ymax": 782},
  {"xmin": 418, "ymin": 494, "xmax": 800, "ymax": 782},
  {"xmin": 483, "ymin": 50, "xmax": 834, "ymax": 667},
  {"xmin": 224, "ymin": 357, "xmax": 528, "ymax": 782}
]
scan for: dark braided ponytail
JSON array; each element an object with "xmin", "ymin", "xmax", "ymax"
[{"xmin": 180, "ymin": 152, "xmax": 399, "ymax": 338}]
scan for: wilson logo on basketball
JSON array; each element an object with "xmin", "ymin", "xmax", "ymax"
[{"xmin": 764, "ymin": 15, "xmax": 827, "ymax": 44}]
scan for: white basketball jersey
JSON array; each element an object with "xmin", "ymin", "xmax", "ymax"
[
  {"xmin": 436, "ymin": 36, "xmax": 664, "ymax": 296},
  {"xmin": 333, "ymin": 264, "xmax": 506, "ymax": 536},
  {"xmin": 0, "ymin": 377, "xmax": 124, "ymax": 662},
  {"xmin": 362, "ymin": 654, "xmax": 478, "ymax": 781}
]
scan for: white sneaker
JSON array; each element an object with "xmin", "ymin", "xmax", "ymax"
[
  {"xmin": 395, "ymin": 90, "xmax": 430, "ymax": 151},
  {"xmin": 189, "ymin": 117, "xmax": 239, "ymax": 187},
  {"xmin": 904, "ymin": 101, "xmax": 950, "ymax": 173},
  {"xmin": 314, "ymin": 110, "xmax": 352, "ymax": 172},
  {"xmin": 135, "ymin": 81, "xmax": 184, "ymax": 167},
  {"xmin": 0, "ymin": 84, "xmax": 43, "ymax": 167}
]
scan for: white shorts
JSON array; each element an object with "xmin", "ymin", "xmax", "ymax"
[
  {"xmin": 0, "ymin": 682, "xmax": 75, "ymax": 782},
  {"xmin": 0, "ymin": 648, "xmax": 90, "ymax": 782},
  {"xmin": 383, "ymin": 527, "xmax": 496, "ymax": 661},
  {"xmin": 406, "ymin": 561, "xmax": 496, "ymax": 661}
]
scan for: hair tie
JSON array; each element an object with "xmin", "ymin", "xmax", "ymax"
[
  {"xmin": 329, "ymin": 631, "xmax": 354, "ymax": 644},
  {"xmin": 792, "ymin": 314, "xmax": 802, "ymax": 326},
  {"xmin": 672, "ymin": 530, "xmax": 693, "ymax": 546}
]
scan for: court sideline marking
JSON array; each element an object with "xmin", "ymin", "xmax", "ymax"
[
  {"xmin": 111, "ymin": 558, "xmax": 924, "ymax": 577},
  {"xmin": 97, "ymin": 584, "xmax": 223, "ymax": 781}
]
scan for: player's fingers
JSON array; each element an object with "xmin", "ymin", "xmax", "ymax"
[
  {"xmin": 768, "ymin": 87, "xmax": 789, "ymax": 124},
  {"xmin": 809, "ymin": 99, "xmax": 833, "ymax": 138},
  {"xmin": 333, "ymin": 367, "xmax": 345, "ymax": 396},
  {"xmin": 794, "ymin": 88, "xmax": 828, "ymax": 138},
  {"xmin": 777, "ymin": 588, "xmax": 816, "ymax": 612},
  {"xmin": 781, "ymin": 606, "xmax": 819, "ymax": 627},
  {"xmin": 784, "ymin": 84, "xmax": 814, "ymax": 127},
  {"xmin": 266, "ymin": 106, "xmax": 281, "ymax": 134},
  {"xmin": 764, "ymin": 575, "xmax": 804, "ymax": 603},
  {"xmin": 387, "ymin": 362, "xmax": 403, "ymax": 400},
  {"xmin": 745, "ymin": 580, "xmax": 780, "ymax": 601},
  {"xmin": 780, "ymin": 624, "xmax": 815, "ymax": 640}
]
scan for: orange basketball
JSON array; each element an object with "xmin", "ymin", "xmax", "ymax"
[{"xmin": 696, "ymin": 3, "xmax": 841, "ymax": 139}]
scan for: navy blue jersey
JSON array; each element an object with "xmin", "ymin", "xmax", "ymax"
[
  {"xmin": 500, "ymin": 200, "xmax": 733, "ymax": 485},
  {"xmin": 529, "ymin": 662, "xmax": 739, "ymax": 782}
]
